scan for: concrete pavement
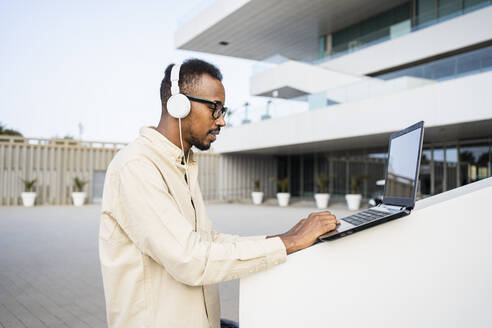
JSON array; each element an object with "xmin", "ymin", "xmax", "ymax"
[{"xmin": 0, "ymin": 200, "xmax": 356, "ymax": 327}]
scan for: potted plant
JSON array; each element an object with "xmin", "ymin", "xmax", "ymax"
[
  {"xmin": 271, "ymin": 177, "xmax": 290, "ymax": 207},
  {"xmin": 251, "ymin": 179, "xmax": 264, "ymax": 205},
  {"xmin": 314, "ymin": 174, "xmax": 330, "ymax": 209},
  {"xmin": 72, "ymin": 177, "xmax": 88, "ymax": 206},
  {"xmin": 345, "ymin": 175, "xmax": 367, "ymax": 211},
  {"xmin": 20, "ymin": 178, "xmax": 37, "ymax": 207}
]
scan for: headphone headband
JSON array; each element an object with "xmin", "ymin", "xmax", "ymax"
[{"xmin": 170, "ymin": 64, "xmax": 181, "ymax": 96}]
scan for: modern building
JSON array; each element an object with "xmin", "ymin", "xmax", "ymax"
[{"xmin": 176, "ymin": 0, "xmax": 492, "ymax": 201}]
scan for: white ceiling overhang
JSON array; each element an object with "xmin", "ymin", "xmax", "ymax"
[{"xmin": 176, "ymin": 0, "xmax": 409, "ymax": 61}]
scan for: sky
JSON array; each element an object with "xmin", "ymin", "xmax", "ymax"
[{"xmin": 0, "ymin": 0, "xmax": 306, "ymax": 143}]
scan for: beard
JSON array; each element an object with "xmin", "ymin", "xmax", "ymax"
[
  {"xmin": 188, "ymin": 125, "xmax": 220, "ymax": 151},
  {"xmin": 190, "ymin": 133, "xmax": 211, "ymax": 151},
  {"xmin": 191, "ymin": 136, "xmax": 211, "ymax": 150}
]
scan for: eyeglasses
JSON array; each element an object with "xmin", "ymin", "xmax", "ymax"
[{"xmin": 184, "ymin": 94, "xmax": 228, "ymax": 120}]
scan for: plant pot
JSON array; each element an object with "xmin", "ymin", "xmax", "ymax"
[
  {"xmin": 314, "ymin": 193, "xmax": 330, "ymax": 209},
  {"xmin": 72, "ymin": 192, "xmax": 86, "ymax": 206},
  {"xmin": 21, "ymin": 192, "xmax": 36, "ymax": 207},
  {"xmin": 251, "ymin": 191, "xmax": 264, "ymax": 205},
  {"xmin": 345, "ymin": 194, "xmax": 362, "ymax": 211},
  {"xmin": 276, "ymin": 192, "xmax": 290, "ymax": 207}
]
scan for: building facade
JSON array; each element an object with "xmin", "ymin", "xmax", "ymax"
[{"xmin": 176, "ymin": 0, "xmax": 492, "ymax": 200}]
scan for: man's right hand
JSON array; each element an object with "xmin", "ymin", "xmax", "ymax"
[{"xmin": 280, "ymin": 211, "xmax": 339, "ymax": 254}]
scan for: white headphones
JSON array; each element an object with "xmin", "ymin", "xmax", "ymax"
[
  {"xmin": 166, "ymin": 63, "xmax": 193, "ymax": 202},
  {"xmin": 167, "ymin": 64, "xmax": 191, "ymax": 119}
]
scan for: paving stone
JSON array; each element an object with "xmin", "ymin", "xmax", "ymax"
[
  {"xmin": 0, "ymin": 202, "xmax": 353, "ymax": 326},
  {"xmin": 1, "ymin": 299, "xmax": 47, "ymax": 328},
  {"xmin": 0, "ymin": 303, "xmax": 26, "ymax": 328}
]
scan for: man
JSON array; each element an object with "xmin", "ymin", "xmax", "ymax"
[{"xmin": 99, "ymin": 58, "xmax": 339, "ymax": 328}]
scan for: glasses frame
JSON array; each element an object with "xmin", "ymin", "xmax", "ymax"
[{"xmin": 183, "ymin": 94, "xmax": 228, "ymax": 120}]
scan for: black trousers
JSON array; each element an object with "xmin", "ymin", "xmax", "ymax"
[{"xmin": 220, "ymin": 318, "xmax": 239, "ymax": 328}]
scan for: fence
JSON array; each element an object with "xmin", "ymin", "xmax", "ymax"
[
  {"xmin": 218, "ymin": 154, "xmax": 278, "ymax": 201},
  {"xmin": 0, "ymin": 136, "xmax": 222, "ymax": 205},
  {"xmin": 0, "ymin": 137, "xmax": 125, "ymax": 206}
]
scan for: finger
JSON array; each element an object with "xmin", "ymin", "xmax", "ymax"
[
  {"xmin": 316, "ymin": 212, "xmax": 336, "ymax": 219},
  {"xmin": 309, "ymin": 211, "xmax": 332, "ymax": 219},
  {"xmin": 319, "ymin": 215, "xmax": 337, "ymax": 223},
  {"xmin": 316, "ymin": 211, "xmax": 332, "ymax": 217},
  {"xmin": 291, "ymin": 219, "xmax": 306, "ymax": 234},
  {"xmin": 322, "ymin": 221, "xmax": 337, "ymax": 231},
  {"xmin": 294, "ymin": 219, "xmax": 306, "ymax": 228},
  {"xmin": 321, "ymin": 222, "xmax": 337, "ymax": 233}
]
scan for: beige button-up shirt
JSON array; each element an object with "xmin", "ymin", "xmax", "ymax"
[{"xmin": 99, "ymin": 127, "xmax": 287, "ymax": 328}]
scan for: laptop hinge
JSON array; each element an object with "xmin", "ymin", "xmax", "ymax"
[{"xmin": 378, "ymin": 204, "xmax": 407, "ymax": 212}]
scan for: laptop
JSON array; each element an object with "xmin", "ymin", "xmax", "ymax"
[{"xmin": 319, "ymin": 121, "xmax": 425, "ymax": 242}]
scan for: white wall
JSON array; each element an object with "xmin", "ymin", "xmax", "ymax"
[
  {"xmin": 215, "ymin": 70, "xmax": 492, "ymax": 153},
  {"xmin": 321, "ymin": 6, "xmax": 492, "ymax": 75},
  {"xmin": 250, "ymin": 60, "xmax": 365, "ymax": 96},
  {"xmin": 175, "ymin": 0, "xmax": 250, "ymax": 48},
  {"xmin": 240, "ymin": 178, "xmax": 492, "ymax": 328}
]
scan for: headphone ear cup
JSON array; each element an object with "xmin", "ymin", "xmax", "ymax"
[{"xmin": 167, "ymin": 94, "xmax": 191, "ymax": 119}]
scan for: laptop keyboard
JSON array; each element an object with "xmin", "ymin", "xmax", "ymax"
[{"xmin": 342, "ymin": 208, "xmax": 390, "ymax": 227}]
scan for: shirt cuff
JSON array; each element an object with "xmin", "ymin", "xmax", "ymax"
[{"xmin": 263, "ymin": 236, "xmax": 287, "ymax": 268}]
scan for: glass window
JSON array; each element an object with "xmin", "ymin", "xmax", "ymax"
[
  {"xmin": 303, "ymin": 154, "xmax": 314, "ymax": 196},
  {"xmin": 480, "ymin": 46, "xmax": 492, "ymax": 70},
  {"xmin": 277, "ymin": 156, "xmax": 289, "ymax": 186},
  {"xmin": 290, "ymin": 156, "xmax": 301, "ymax": 196},
  {"xmin": 417, "ymin": 0, "xmax": 437, "ymax": 25},
  {"xmin": 332, "ymin": 160, "xmax": 348, "ymax": 194},
  {"xmin": 433, "ymin": 148, "xmax": 445, "ymax": 194},
  {"xmin": 332, "ymin": 2, "xmax": 410, "ymax": 54},
  {"xmin": 446, "ymin": 147, "xmax": 458, "ymax": 190},
  {"xmin": 376, "ymin": 45, "xmax": 492, "ymax": 81},
  {"xmin": 315, "ymin": 154, "xmax": 329, "ymax": 193},
  {"xmin": 319, "ymin": 36, "xmax": 325, "ymax": 60},
  {"xmin": 457, "ymin": 51, "xmax": 481, "ymax": 74},
  {"xmin": 427, "ymin": 59, "xmax": 455, "ymax": 79},
  {"xmin": 459, "ymin": 143, "xmax": 490, "ymax": 185},
  {"xmin": 393, "ymin": 2, "xmax": 412, "ymax": 23},
  {"xmin": 308, "ymin": 92, "xmax": 327, "ymax": 110},
  {"xmin": 438, "ymin": 0, "xmax": 462, "ymax": 18},
  {"xmin": 419, "ymin": 149, "xmax": 432, "ymax": 196},
  {"xmin": 464, "ymin": 0, "xmax": 488, "ymax": 10}
]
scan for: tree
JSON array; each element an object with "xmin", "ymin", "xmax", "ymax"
[{"xmin": 0, "ymin": 122, "xmax": 23, "ymax": 136}]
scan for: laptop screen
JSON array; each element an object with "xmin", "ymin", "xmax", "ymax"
[{"xmin": 384, "ymin": 123, "xmax": 424, "ymax": 205}]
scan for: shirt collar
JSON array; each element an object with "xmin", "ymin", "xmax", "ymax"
[{"xmin": 139, "ymin": 126, "xmax": 196, "ymax": 164}]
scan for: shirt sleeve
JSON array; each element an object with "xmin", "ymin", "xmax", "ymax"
[
  {"xmin": 112, "ymin": 159, "xmax": 287, "ymax": 286},
  {"xmin": 211, "ymin": 230, "xmax": 268, "ymax": 243}
]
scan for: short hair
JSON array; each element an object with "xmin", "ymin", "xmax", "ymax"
[{"xmin": 160, "ymin": 58, "xmax": 223, "ymax": 108}]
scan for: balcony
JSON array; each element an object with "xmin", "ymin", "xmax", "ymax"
[
  {"xmin": 321, "ymin": 5, "xmax": 492, "ymax": 75},
  {"xmin": 215, "ymin": 70, "xmax": 492, "ymax": 154},
  {"xmin": 318, "ymin": 0, "xmax": 492, "ymax": 64}
]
